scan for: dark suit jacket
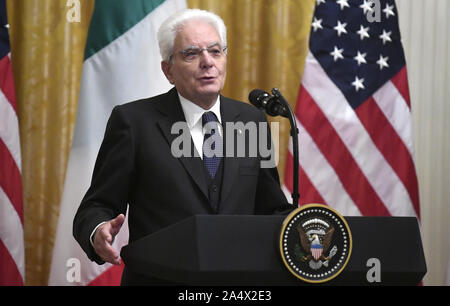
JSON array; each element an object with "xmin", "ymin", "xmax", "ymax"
[{"xmin": 73, "ymin": 87, "xmax": 293, "ymax": 284}]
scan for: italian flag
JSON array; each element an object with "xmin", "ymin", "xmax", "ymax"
[{"xmin": 49, "ymin": 0, "xmax": 186, "ymax": 286}]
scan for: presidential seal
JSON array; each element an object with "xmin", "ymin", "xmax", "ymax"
[{"xmin": 279, "ymin": 204, "xmax": 352, "ymax": 283}]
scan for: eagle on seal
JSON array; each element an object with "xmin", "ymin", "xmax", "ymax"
[{"xmin": 297, "ymin": 225, "xmax": 335, "ymax": 262}]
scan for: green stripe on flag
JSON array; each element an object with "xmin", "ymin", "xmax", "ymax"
[{"xmin": 84, "ymin": 0, "xmax": 166, "ymax": 60}]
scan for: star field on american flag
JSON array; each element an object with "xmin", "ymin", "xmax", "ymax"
[{"xmin": 310, "ymin": 0, "xmax": 405, "ymax": 109}]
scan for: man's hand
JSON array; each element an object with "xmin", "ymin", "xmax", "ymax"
[{"xmin": 92, "ymin": 214, "xmax": 125, "ymax": 265}]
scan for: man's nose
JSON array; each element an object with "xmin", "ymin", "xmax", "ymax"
[{"xmin": 199, "ymin": 50, "xmax": 214, "ymax": 68}]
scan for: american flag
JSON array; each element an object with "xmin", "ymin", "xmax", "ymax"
[
  {"xmin": 0, "ymin": 0, "xmax": 25, "ymax": 285},
  {"xmin": 284, "ymin": 0, "xmax": 420, "ymax": 219}
]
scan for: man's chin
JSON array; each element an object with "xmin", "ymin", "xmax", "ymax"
[
  {"xmin": 190, "ymin": 90, "xmax": 222, "ymax": 108},
  {"xmin": 196, "ymin": 86, "xmax": 222, "ymax": 99}
]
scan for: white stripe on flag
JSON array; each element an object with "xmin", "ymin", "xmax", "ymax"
[
  {"xmin": 49, "ymin": 146, "xmax": 123, "ymax": 286},
  {"xmin": 282, "ymin": 184, "xmax": 293, "ymax": 205},
  {"xmin": 373, "ymin": 80, "xmax": 415, "ymax": 158},
  {"xmin": 293, "ymin": 119, "xmax": 362, "ymax": 216},
  {"xmin": 302, "ymin": 52, "xmax": 417, "ymax": 218},
  {"xmin": 0, "ymin": 91, "xmax": 21, "ymax": 172},
  {"xmin": 0, "ymin": 186, "xmax": 25, "ymax": 280}
]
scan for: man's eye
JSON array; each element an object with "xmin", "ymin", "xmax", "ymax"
[
  {"xmin": 209, "ymin": 48, "xmax": 221, "ymax": 55},
  {"xmin": 185, "ymin": 51, "xmax": 198, "ymax": 57},
  {"xmin": 182, "ymin": 50, "xmax": 200, "ymax": 60}
]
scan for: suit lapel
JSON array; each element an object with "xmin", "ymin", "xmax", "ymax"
[
  {"xmin": 156, "ymin": 88, "xmax": 208, "ymax": 200},
  {"xmin": 155, "ymin": 90, "xmax": 242, "ymax": 206},
  {"xmin": 220, "ymin": 97, "xmax": 240, "ymax": 204}
]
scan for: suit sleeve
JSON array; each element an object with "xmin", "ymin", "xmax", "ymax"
[
  {"xmin": 254, "ymin": 111, "xmax": 295, "ymax": 215},
  {"xmin": 73, "ymin": 106, "xmax": 134, "ymax": 264}
]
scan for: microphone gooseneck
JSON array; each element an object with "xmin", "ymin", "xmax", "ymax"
[{"xmin": 248, "ymin": 88, "xmax": 300, "ymax": 206}]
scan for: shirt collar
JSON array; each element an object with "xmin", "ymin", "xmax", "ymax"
[{"xmin": 178, "ymin": 92, "xmax": 222, "ymax": 129}]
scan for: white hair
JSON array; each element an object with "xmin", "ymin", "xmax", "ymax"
[{"xmin": 157, "ymin": 9, "xmax": 227, "ymax": 62}]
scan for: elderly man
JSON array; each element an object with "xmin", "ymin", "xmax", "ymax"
[{"xmin": 73, "ymin": 9, "xmax": 292, "ymax": 285}]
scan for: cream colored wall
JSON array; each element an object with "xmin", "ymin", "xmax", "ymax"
[{"xmin": 396, "ymin": 0, "xmax": 450, "ymax": 286}]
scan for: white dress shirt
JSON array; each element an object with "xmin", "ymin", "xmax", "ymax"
[{"xmin": 178, "ymin": 93, "xmax": 222, "ymax": 160}]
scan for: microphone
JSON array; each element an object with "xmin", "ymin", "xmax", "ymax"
[{"xmin": 248, "ymin": 89, "xmax": 289, "ymax": 118}]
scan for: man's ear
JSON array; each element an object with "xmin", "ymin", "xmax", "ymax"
[{"xmin": 161, "ymin": 61, "xmax": 174, "ymax": 84}]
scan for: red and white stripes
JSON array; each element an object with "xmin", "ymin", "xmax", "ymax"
[
  {"xmin": 284, "ymin": 52, "xmax": 420, "ymax": 219},
  {"xmin": 0, "ymin": 53, "xmax": 25, "ymax": 285}
]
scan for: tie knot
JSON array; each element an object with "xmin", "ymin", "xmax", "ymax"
[{"xmin": 202, "ymin": 111, "xmax": 218, "ymax": 126}]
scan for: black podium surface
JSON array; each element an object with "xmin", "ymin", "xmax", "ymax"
[{"xmin": 120, "ymin": 215, "xmax": 426, "ymax": 285}]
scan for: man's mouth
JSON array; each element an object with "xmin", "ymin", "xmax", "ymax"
[{"xmin": 198, "ymin": 77, "xmax": 218, "ymax": 85}]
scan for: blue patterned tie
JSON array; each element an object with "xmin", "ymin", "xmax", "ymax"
[{"xmin": 202, "ymin": 111, "xmax": 222, "ymax": 178}]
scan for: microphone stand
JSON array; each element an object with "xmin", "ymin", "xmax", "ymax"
[{"xmin": 271, "ymin": 88, "xmax": 300, "ymax": 206}]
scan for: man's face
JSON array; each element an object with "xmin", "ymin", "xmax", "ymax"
[{"xmin": 162, "ymin": 20, "xmax": 227, "ymax": 108}]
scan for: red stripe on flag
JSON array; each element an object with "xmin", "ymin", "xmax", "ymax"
[
  {"xmin": 0, "ymin": 138, "xmax": 23, "ymax": 223},
  {"xmin": 296, "ymin": 86, "xmax": 390, "ymax": 216},
  {"xmin": 356, "ymin": 97, "xmax": 420, "ymax": 218},
  {"xmin": 0, "ymin": 240, "xmax": 23, "ymax": 286},
  {"xmin": 390, "ymin": 67, "xmax": 411, "ymax": 109},
  {"xmin": 0, "ymin": 56, "xmax": 17, "ymax": 112},
  {"xmin": 284, "ymin": 151, "xmax": 325, "ymax": 205},
  {"xmin": 299, "ymin": 167, "xmax": 326, "ymax": 206},
  {"xmin": 87, "ymin": 262, "xmax": 124, "ymax": 286}
]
